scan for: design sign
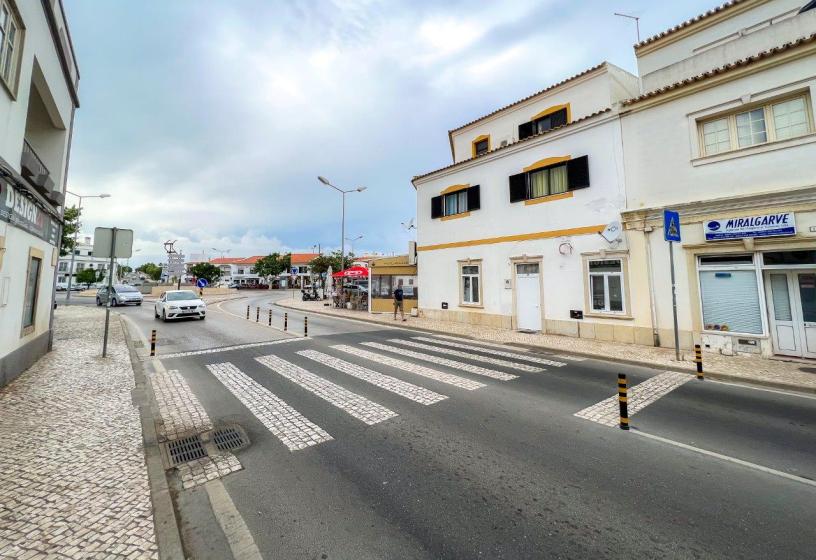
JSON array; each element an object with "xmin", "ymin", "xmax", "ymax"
[
  {"xmin": 705, "ymin": 212, "xmax": 796, "ymax": 241},
  {"xmin": 0, "ymin": 178, "xmax": 59, "ymax": 245}
]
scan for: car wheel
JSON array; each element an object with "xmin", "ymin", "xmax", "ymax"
[
  {"xmin": 137, "ymin": 302, "xmax": 142, "ymax": 306},
  {"xmin": 154, "ymin": 309, "xmax": 159, "ymax": 319},
  {"xmin": 110, "ymin": 298, "xmax": 117, "ymax": 307},
  {"xmin": 162, "ymin": 311, "xmax": 167, "ymax": 322},
  {"xmin": 96, "ymin": 298, "xmax": 101, "ymax": 306}
]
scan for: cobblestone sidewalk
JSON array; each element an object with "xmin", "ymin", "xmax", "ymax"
[
  {"xmin": 0, "ymin": 307, "xmax": 157, "ymax": 559},
  {"xmin": 277, "ymin": 299, "xmax": 816, "ymax": 392}
]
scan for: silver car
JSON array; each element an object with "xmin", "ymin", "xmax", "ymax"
[{"xmin": 96, "ymin": 284, "xmax": 144, "ymax": 306}]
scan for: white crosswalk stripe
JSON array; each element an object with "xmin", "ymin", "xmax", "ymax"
[
  {"xmin": 297, "ymin": 350, "xmax": 447, "ymax": 405},
  {"xmin": 331, "ymin": 345, "xmax": 485, "ymax": 390},
  {"xmin": 256, "ymin": 354, "xmax": 397, "ymax": 425},
  {"xmin": 574, "ymin": 371, "xmax": 694, "ymax": 427},
  {"xmin": 389, "ymin": 339, "xmax": 544, "ymax": 373},
  {"xmin": 361, "ymin": 342, "xmax": 517, "ymax": 381},
  {"xmin": 206, "ymin": 362, "xmax": 332, "ymax": 451},
  {"xmin": 430, "ymin": 334, "xmax": 531, "ymax": 352},
  {"xmin": 413, "ymin": 336, "xmax": 566, "ymax": 367}
]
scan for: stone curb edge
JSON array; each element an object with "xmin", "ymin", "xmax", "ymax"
[
  {"xmin": 273, "ymin": 300, "xmax": 816, "ymax": 397},
  {"xmin": 120, "ymin": 316, "xmax": 187, "ymax": 560}
]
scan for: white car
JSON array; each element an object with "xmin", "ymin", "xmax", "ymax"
[{"xmin": 154, "ymin": 290, "xmax": 206, "ymax": 321}]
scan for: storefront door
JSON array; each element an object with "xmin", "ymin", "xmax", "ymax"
[{"xmin": 765, "ymin": 271, "xmax": 816, "ymax": 359}]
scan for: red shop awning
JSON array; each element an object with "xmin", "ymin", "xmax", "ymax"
[{"xmin": 332, "ymin": 266, "xmax": 369, "ymax": 279}]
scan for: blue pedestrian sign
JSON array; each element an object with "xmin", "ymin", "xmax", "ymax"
[
  {"xmin": 291, "ymin": 267, "xmax": 298, "ymax": 276},
  {"xmin": 664, "ymin": 210, "xmax": 681, "ymax": 242},
  {"xmin": 196, "ymin": 278, "xmax": 209, "ymax": 288}
]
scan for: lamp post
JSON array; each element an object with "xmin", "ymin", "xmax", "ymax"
[
  {"xmin": 344, "ymin": 235, "xmax": 363, "ymax": 258},
  {"xmin": 317, "ymin": 176, "xmax": 366, "ymax": 274},
  {"xmin": 211, "ymin": 247, "xmax": 230, "ymax": 261},
  {"xmin": 65, "ymin": 191, "xmax": 111, "ymax": 301}
]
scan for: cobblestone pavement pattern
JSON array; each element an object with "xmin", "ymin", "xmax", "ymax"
[
  {"xmin": 150, "ymin": 368, "xmax": 213, "ymax": 441},
  {"xmin": 0, "ymin": 307, "xmax": 158, "ymax": 559}
]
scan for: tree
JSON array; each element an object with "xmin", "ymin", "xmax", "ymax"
[
  {"xmin": 309, "ymin": 251, "xmax": 355, "ymax": 288},
  {"xmin": 137, "ymin": 262, "xmax": 163, "ymax": 281},
  {"xmin": 119, "ymin": 265, "xmax": 133, "ymax": 276},
  {"xmin": 189, "ymin": 262, "xmax": 222, "ymax": 284},
  {"xmin": 251, "ymin": 253, "xmax": 291, "ymax": 278},
  {"xmin": 60, "ymin": 205, "xmax": 81, "ymax": 256},
  {"xmin": 76, "ymin": 268, "xmax": 98, "ymax": 287}
]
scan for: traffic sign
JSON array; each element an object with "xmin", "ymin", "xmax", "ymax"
[
  {"xmin": 196, "ymin": 278, "xmax": 209, "ymax": 288},
  {"xmin": 663, "ymin": 210, "xmax": 681, "ymax": 242},
  {"xmin": 291, "ymin": 267, "xmax": 298, "ymax": 276}
]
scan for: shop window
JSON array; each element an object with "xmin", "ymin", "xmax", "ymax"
[
  {"xmin": 763, "ymin": 251, "xmax": 816, "ymax": 266},
  {"xmin": 698, "ymin": 254, "xmax": 754, "ymax": 266},
  {"xmin": 699, "ymin": 270, "xmax": 763, "ymax": 334},
  {"xmin": 372, "ymin": 275, "xmax": 392, "ymax": 298},
  {"xmin": 23, "ymin": 254, "xmax": 42, "ymax": 331},
  {"xmin": 460, "ymin": 263, "xmax": 481, "ymax": 305},
  {"xmin": 588, "ymin": 259, "xmax": 624, "ymax": 313}
]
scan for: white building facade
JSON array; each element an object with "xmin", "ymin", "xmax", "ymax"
[
  {"xmin": 56, "ymin": 234, "xmax": 116, "ymax": 287},
  {"xmin": 0, "ymin": 0, "xmax": 79, "ymax": 387}
]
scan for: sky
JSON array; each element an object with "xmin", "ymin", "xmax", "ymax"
[{"xmin": 63, "ymin": 0, "xmax": 717, "ymax": 268}]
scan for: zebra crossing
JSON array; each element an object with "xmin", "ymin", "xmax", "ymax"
[{"xmin": 388, "ymin": 339, "xmax": 545, "ymax": 373}]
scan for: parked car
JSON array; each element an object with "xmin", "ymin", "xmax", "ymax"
[
  {"xmin": 154, "ymin": 290, "xmax": 206, "ymax": 321},
  {"xmin": 96, "ymin": 284, "xmax": 144, "ymax": 306},
  {"xmin": 55, "ymin": 282, "xmax": 68, "ymax": 291}
]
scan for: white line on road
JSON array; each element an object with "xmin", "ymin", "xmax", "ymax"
[
  {"xmin": 206, "ymin": 362, "xmax": 333, "ymax": 451},
  {"xmin": 298, "ymin": 350, "xmax": 447, "ymax": 405},
  {"xmin": 256, "ymin": 354, "xmax": 397, "ymax": 425},
  {"xmin": 389, "ymin": 339, "xmax": 544, "ymax": 373},
  {"xmin": 632, "ymin": 430, "xmax": 816, "ymax": 488},
  {"xmin": 413, "ymin": 336, "xmax": 566, "ymax": 367},
  {"xmin": 332, "ymin": 345, "xmax": 486, "ymax": 390},
  {"xmin": 362, "ymin": 342, "xmax": 517, "ymax": 381},
  {"xmin": 160, "ymin": 337, "xmax": 306, "ymax": 359},
  {"xmin": 205, "ymin": 480, "xmax": 263, "ymax": 560},
  {"xmin": 430, "ymin": 334, "xmax": 532, "ymax": 351},
  {"xmin": 574, "ymin": 371, "xmax": 694, "ymax": 427}
]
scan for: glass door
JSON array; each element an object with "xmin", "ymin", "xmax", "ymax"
[
  {"xmin": 765, "ymin": 272, "xmax": 800, "ymax": 356},
  {"xmin": 795, "ymin": 273, "xmax": 816, "ymax": 359}
]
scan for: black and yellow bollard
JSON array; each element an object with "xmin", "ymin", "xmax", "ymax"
[
  {"xmin": 150, "ymin": 329, "xmax": 157, "ymax": 357},
  {"xmin": 256, "ymin": 307, "xmax": 260, "ymax": 322},
  {"xmin": 284, "ymin": 312, "xmax": 288, "ymax": 331},
  {"xmin": 304, "ymin": 316, "xmax": 308, "ymax": 337},
  {"xmin": 694, "ymin": 344, "xmax": 704, "ymax": 380},
  {"xmin": 246, "ymin": 305, "xmax": 250, "ymax": 320},
  {"xmin": 618, "ymin": 373, "xmax": 629, "ymax": 431},
  {"xmin": 268, "ymin": 309, "xmax": 272, "ymax": 326}
]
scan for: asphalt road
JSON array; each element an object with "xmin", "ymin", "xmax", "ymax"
[{"xmin": 119, "ymin": 291, "xmax": 816, "ymax": 559}]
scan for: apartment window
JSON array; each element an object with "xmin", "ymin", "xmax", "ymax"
[
  {"xmin": 58, "ymin": 262, "xmax": 67, "ymax": 272},
  {"xmin": 430, "ymin": 186, "xmax": 480, "ymax": 219},
  {"xmin": 23, "ymin": 254, "xmax": 41, "ymax": 330},
  {"xmin": 518, "ymin": 108, "xmax": 568, "ymax": 140},
  {"xmin": 529, "ymin": 164, "xmax": 568, "ymax": 199},
  {"xmin": 699, "ymin": 94, "xmax": 813, "ymax": 156},
  {"xmin": 474, "ymin": 138, "xmax": 489, "ymax": 156},
  {"xmin": 588, "ymin": 259, "xmax": 624, "ymax": 313},
  {"xmin": 509, "ymin": 156, "xmax": 589, "ymax": 203},
  {"xmin": 0, "ymin": 2, "xmax": 20, "ymax": 92},
  {"xmin": 460, "ymin": 264, "xmax": 481, "ymax": 305},
  {"xmin": 76, "ymin": 263, "xmax": 84, "ymax": 271}
]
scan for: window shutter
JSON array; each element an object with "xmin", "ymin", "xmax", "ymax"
[
  {"xmin": 467, "ymin": 185, "xmax": 480, "ymax": 211},
  {"xmin": 518, "ymin": 122, "xmax": 534, "ymax": 140},
  {"xmin": 550, "ymin": 108, "xmax": 567, "ymax": 128},
  {"xmin": 509, "ymin": 173, "xmax": 528, "ymax": 203},
  {"xmin": 431, "ymin": 195, "xmax": 443, "ymax": 219},
  {"xmin": 566, "ymin": 155, "xmax": 590, "ymax": 190}
]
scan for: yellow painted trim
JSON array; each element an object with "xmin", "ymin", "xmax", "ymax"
[
  {"xmin": 531, "ymin": 103, "xmax": 571, "ymax": 124},
  {"xmin": 471, "ymin": 134, "xmax": 490, "ymax": 158},
  {"xmin": 441, "ymin": 211, "xmax": 471, "ymax": 222},
  {"xmin": 440, "ymin": 183, "xmax": 470, "ymax": 195},
  {"xmin": 417, "ymin": 224, "xmax": 606, "ymax": 252},
  {"xmin": 524, "ymin": 191, "xmax": 573, "ymax": 206},
  {"xmin": 523, "ymin": 155, "xmax": 571, "ymax": 173}
]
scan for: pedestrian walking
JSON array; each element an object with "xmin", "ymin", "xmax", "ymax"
[{"xmin": 393, "ymin": 285, "xmax": 406, "ymax": 321}]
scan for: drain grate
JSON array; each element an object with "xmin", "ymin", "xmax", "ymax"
[
  {"xmin": 167, "ymin": 435, "xmax": 207, "ymax": 466},
  {"xmin": 800, "ymin": 367, "xmax": 816, "ymax": 374},
  {"xmin": 212, "ymin": 427, "xmax": 247, "ymax": 451}
]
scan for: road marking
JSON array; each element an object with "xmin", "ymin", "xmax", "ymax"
[
  {"xmin": 160, "ymin": 337, "xmax": 306, "ymax": 359},
  {"xmin": 708, "ymin": 379, "xmax": 816, "ymax": 400},
  {"xmin": 332, "ymin": 345, "xmax": 485, "ymax": 390},
  {"xmin": 256, "ymin": 354, "xmax": 397, "ymax": 425},
  {"xmin": 413, "ymin": 336, "xmax": 566, "ymax": 367},
  {"xmin": 574, "ymin": 371, "xmax": 694, "ymax": 427},
  {"xmin": 430, "ymin": 334, "xmax": 532, "ymax": 351},
  {"xmin": 550, "ymin": 354, "xmax": 588, "ymax": 362},
  {"xmin": 206, "ymin": 362, "xmax": 332, "ymax": 451},
  {"xmin": 298, "ymin": 350, "xmax": 447, "ymax": 405},
  {"xmin": 205, "ymin": 480, "xmax": 263, "ymax": 560},
  {"xmin": 389, "ymin": 339, "xmax": 544, "ymax": 373},
  {"xmin": 632, "ymin": 430, "xmax": 816, "ymax": 488},
  {"xmin": 213, "ymin": 297, "xmax": 291, "ymax": 335},
  {"xmin": 361, "ymin": 342, "xmax": 517, "ymax": 381}
]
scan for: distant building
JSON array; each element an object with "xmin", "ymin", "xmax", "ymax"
[
  {"xmin": 210, "ymin": 256, "xmax": 265, "ymax": 286},
  {"xmin": 290, "ymin": 253, "xmax": 319, "ymax": 288},
  {"xmin": 56, "ymin": 234, "xmax": 117, "ymax": 286}
]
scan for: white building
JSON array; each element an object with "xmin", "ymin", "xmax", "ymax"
[
  {"xmin": 211, "ymin": 256, "xmax": 265, "ymax": 286},
  {"xmin": 620, "ymin": 0, "xmax": 816, "ymax": 358},
  {"xmin": 413, "ymin": 63, "xmax": 640, "ymax": 334},
  {"xmin": 0, "ymin": 0, "xmax": 79, "ymax": 387},
  {"xmin": 56, "ymin": 234, "xmax": 117, "ymax": 286}
]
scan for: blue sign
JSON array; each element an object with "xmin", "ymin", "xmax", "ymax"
[
  {"xmin": 196, "ymin": 278, "xmax": 209, "ymax": 288},
  {"xmin": 704, "ymin": 212, "xmax": 796, "ymax": 241},
  {"xmin": 663, "ymin": 210, "xmax": 681, "ymax": 242},
  {"xmin": 291, "ymin": 267, "xmax": 298, "ymax": 276}
]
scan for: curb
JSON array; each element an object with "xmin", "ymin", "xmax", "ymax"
[
  {"xmin": 273, "ymin": 300, "xmax": 816, "ymax": 396},
  {"xmin": 120, "ymin": 316, "xmax": 187, "ymax": 560}
]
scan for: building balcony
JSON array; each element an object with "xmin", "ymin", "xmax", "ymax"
[{"xmin": 20, "ymin": 140, "xmax": 63, "ymax": 206}]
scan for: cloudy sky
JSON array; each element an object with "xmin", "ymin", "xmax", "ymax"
[{"xmin": 64, "ymin": 0, "xmax": 715, "ymax": 267}]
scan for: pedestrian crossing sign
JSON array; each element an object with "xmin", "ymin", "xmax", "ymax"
[{"xmin": 664, "ymin": 209, "xmax": 681, "ymax": 242}]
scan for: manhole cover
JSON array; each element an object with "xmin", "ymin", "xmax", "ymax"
[
  {"xmin": 166, "ymin": 435, "xmax": 207, "ymax": 466},
  {"xmin": 799, "ymin": 367, "xmax": 816, "ymax": 374},
  {"xmin": 212, "ymin": 427, "xmax": 248, "ymax": 452}
]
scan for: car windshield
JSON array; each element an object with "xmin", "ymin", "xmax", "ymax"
[
  {"xmin": 167, "ymin": 291, "xmax": 199, "ymax": 301},
  {"xmin": 116, "ymin": 285, "xmax": 139, "ymax": 293}
]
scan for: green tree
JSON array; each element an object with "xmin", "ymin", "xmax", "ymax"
[
  {"xmin": 136, "ymin": 262, "xmax": 163, "ymax": 281},
  {"xmin": 309, "ymin": 251, "xmax": 355, "ymax": 288},
  {"xmin": 189, "ymin": 262, "xmax": 222, "ymax": 284},
  {"xmin": 76, "ymin": 268, "xmax": 98, "ymax": 287},
  {"xmin": 251, "ymin": 253, "xmax": 291, "ymax": 278},
  {"xmin": 118, "ymin": 265, "xmax": 133, "ymax": 278},
  {"xmin": 60, "ymin": 205, "xmax": 81, "ymax": 256}
]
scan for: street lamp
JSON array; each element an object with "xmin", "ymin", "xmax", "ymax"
[
  {"xmin": 65, "ymin": 191, "xmax": 111, "ymax": 300},
  {"xmin": 344, "ymin": 235, "xmax": 363, "ymax": 257},
  {"xmin": 211, "ymin": 247, "xmax": 230, "ymax": 260},
  {"xmin": 317, "ymin": 176, "xmax": 366, "ymax": 274}
]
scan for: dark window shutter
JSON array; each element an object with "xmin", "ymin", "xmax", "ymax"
[
  {"xmin": 509, "ymin": 173, "xmax": 528, "ymax": 203},
  {"xmin": 518, "ymin": 121, "xmax": 534, "ymax": 140},
  {"xmin": 431, "ymin": 195, "xmax": 443, "ymax": 219},
  {"xmin": 550, "ymin": 108, "xmax": 567, "ymax": 128},
  {"xmin": 467, "ymin": 185, "xmax": 480, "ymax": 211},
  {"xmin": 567, "ymin": 155, "xmax": 590, "ymax": 190}
]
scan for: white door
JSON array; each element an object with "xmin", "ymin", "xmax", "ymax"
[
  {"xmin": 515, "ymin": 263, "xmax": 541, "ymax": 332},
  {"xmin": 794, "ymin": 273, "xmax": 816, "ymax": 359},
  {"xmin": 765, "ymin": 272, "xmax": 800, "ymax": 356}
]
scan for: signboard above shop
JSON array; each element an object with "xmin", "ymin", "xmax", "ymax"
[{"xmin": 705, "ymin": 212, "xmax": 796, "ymax": 241}]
